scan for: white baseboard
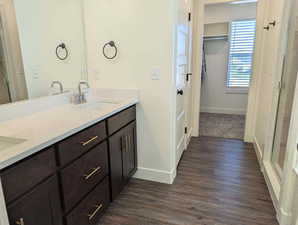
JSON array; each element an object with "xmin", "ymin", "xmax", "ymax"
[
  {"xmin": 200, "ymin": 106, "xmax": 246, "ymax": 115},
  {"xmin": 133, "ymin": 167, "xmax": 177, "ymax": 184},
  {"xmin": 253, "ymin": 136, "xmax": 264, "ymax": 172},
  {"xmin": 263, "ymin": 162, "xmax": 280, "ymax": 214},
  {"xmin": 253, "ymin": 136, "xmax": 280, "ymax": 223}
]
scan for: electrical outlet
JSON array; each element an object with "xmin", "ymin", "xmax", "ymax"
[{"xmin": 151, "ymin": 68, "xmax": 161, "ymax": 80}]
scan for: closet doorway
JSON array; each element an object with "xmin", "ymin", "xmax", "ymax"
[{"xmin": 199, "ymin": 1, "xmax": 257, "ymax": 140}]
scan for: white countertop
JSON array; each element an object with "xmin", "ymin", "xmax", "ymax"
[{"xmin": 0, "ymin": 89, "xmax": 139, "ymax": 169}]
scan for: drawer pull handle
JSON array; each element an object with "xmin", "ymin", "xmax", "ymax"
[
  {"xmin": 16, "ymin": 218, "xmax": 24, "ymax": 225},
  {"xmin": 80, "ymin": 136, "xmax": 98, "ymax": 146},
  {"xmin": 84, "ymin": 166, "xmax": 101, "ymax": 180},
  {"xmin": 88, "ymin": 204, "xmax": 103, "ymax": 220}
]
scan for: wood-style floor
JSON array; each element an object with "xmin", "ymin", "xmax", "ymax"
[{"xmin": 99, "ymin": 136, "xmax": 278, "ymax": 225}]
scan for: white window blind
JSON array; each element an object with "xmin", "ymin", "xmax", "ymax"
[{"xmin": 227, "ymin": 20, "xmax": 256, "ymax": 88}]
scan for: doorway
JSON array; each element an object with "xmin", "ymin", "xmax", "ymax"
[{"xmin": 198, "ymin": 2, "xmax": 257, "ymax": 140}]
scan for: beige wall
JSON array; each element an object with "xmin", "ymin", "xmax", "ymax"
[{"xmin": 83, "ymin": 0, "xmax": 177, "ymax": 182}]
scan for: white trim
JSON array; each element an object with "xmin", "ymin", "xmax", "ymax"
[
  {"xmin": 253, "ymin": 136, "xmax": 280, "ymax": 217},
  {"xmin": 244, "ymin": 0, "xmax": 268, "ymax": 142},
  {"xmin": 253, "ymin": 136, "xmax": 263, "ymax": 171},
  {"xmin": 133, "ymin": 167, "xmax": 177, "ymax": 184},
  {"xmin": 186, "ymin": 126, "xmax": 193, "ymax": 146},
  {"xmin": 200, "ymin": 106, "xmax": 246, "ymax": 115},
  {"xmin": 263, "ymin": 161, "xmax": 280, "ymax": 211},
  {"xmin": 191, "ymin": 0, "xmax": 204, "ymax": 137},
  {"xmin": 177, "ymin": 135, "xmax": 185, "ymax": 151}
]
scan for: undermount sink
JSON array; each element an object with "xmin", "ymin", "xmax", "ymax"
[
  {"xmin": 75, "ymin": 99, "xmax": 121, "ymax": 110},
  {"xmin": 0, "ymin": 136, "xmax": 26, "ymax": 151}
]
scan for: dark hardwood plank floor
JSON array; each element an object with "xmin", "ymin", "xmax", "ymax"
[{"xmin": 99, "ymin": 136, "xmax": 278, "ymax": 225}]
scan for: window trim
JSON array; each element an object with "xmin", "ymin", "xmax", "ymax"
[{"xmin": 225, "ymin": 19, "xmax": 256, "ymax": 94}]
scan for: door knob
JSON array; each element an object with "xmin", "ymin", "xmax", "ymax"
[
  {"xmin": 177, "ymin": 89, "xmax": 184, "ymax": 95},
  {"xmin": 263, "ymin": 25, "xmax": 270, "ymax": 30}
]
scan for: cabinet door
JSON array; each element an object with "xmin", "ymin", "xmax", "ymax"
[
  {"xmin": 109, "ymin": 122, "xmax": 137, "ymax": 200},
  {"xmin": 7, "ymin": 176, "xmax": 63, "ymax": 225},
  {"xmin": 122, "ymin": 122, "xmax": 137, "ymax": 182},
  {"xmin": 109, "ymin": 127, "xmax": 126, "ymax": 200}
]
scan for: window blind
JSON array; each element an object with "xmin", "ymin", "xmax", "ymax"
[{"xmin": 227, "ymin": 20, "xmax": 256, "ymax": 88}]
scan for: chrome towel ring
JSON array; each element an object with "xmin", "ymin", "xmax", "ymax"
[
  {"xmin": 56, "ymin": 43, "xmax": 69, "ymax": 60},
  {"xmin": 102, "ymin": 41, "xmax": 118, "ymax": 60}
]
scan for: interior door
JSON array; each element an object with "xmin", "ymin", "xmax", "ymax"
[{"xmin": 175, "ymin": 0, "xmax": 191, "ymax": 166}]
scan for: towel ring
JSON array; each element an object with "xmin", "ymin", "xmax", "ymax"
[
  {"xmin": 102, "ymin": 41, "xmax": 118, "ymax": 60},
  {"xmin": 56, "ymin": 43, "xmax": 69, "ymax": 60}
]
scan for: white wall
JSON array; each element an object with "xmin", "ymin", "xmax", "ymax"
[
  {"xmin": 13, "ymin": 0, "xmax": 87, "ymax": 98},
  {"xmin": 83, "ymin": 0, "xmax": 177, "ymax": 183},
  {"xmin": 200, "ymin": 2, "xmax": 256, "ymax": 115},
  {"xmin": 201, "ymin": 40, "xmax": 249, "ymax": 114}
]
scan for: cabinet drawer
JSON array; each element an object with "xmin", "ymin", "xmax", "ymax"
[
  {"xmin": 107, "ymin": 105, "xmax": 136, "ymax": 135},
  {"xmin": 1, "ymin": 148, "xmax": 56, "ymax": 203},
  {"xmin": 7, "ymin": 176, "xmax": 63, "ymax": 225},
  {"xmin": 60, "ymin": 142, "xmax": 109, "ymax": 212},
  {"xmin": 66, "ymin": 177, "xmax": 110, "ymax": 225},
  {"xmin": 58, "ymin": 121, "xmax": 107, "ymax": 165}
]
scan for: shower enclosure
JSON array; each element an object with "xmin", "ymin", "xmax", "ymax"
[{"xmin": 271, "ymin": 12, "xmax": 298, "ymax": 179}]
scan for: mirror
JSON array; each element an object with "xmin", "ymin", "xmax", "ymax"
[{"xmin": 0, "ymin": 0, "xmax": 87, "ymax": 105}]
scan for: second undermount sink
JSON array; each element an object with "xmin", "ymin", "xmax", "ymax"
[{"xmin": 0, "ymin": 136, "xmax": 26, "ymax": 151}]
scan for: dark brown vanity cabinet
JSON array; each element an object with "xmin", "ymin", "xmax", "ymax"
[
  {"xmin": 109, "ymin": 121, "xmax": 137, "ymax": 200},
  {"xmin": 0, "ymin": 105, "xmax": 137, "ymax": 225}
]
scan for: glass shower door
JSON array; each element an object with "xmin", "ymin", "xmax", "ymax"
[{"xmin": 271, "ymin": 26, "xmax": 298, "ymax": 178}]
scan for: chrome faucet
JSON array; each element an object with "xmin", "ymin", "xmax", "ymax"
[
  {"xmin": 78, "ymin": 81, "xmax": 90, "ymax": 104},
  {"xmin": 51, "ymin": 81, "xmax": 63, "ymax": 94}
]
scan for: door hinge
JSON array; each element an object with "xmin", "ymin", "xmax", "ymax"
[
  {"xmin": 188, "ymin": 12, "xmax": 191, "ymax": 22},
  {"xmin": 186, "ymin": 73, "xmax": 192, "ymax": 82},
  {"xmin": 185, "ymin": 127, "xmax": 188, "ymax": 134}
]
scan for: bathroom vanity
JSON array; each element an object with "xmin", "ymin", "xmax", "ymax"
[{"xmin": 0, "ymin": 90, "xmax": 138, "ymax": 225}]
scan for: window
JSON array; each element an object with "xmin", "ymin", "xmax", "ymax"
[{"xmin": 227, "ymin": 19, "xmax": 256, "ymax": 89}]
